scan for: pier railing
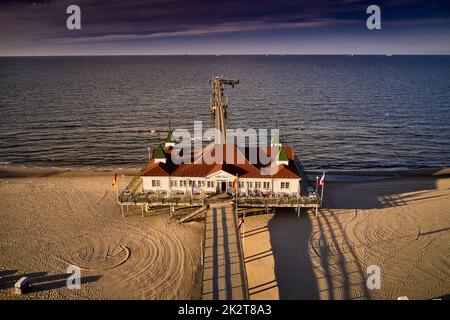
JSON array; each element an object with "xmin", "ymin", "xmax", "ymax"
[
  {"xmin": 120, "ymin": 189, "xmax": 319, "ymax": 208},
  {"xmin": 118, "ymin": 163, "xmax": 148, "ymax": 203},
  {"xmin": 237, "ymin": 195, "xmax": 319, "ymax": 207},
  {"xmin": 119, "ymin": 191, "xmax": 206, "ymax": 206},
  {"xmin": 119, "ymin": 171, "xmax": 319, "ymax": 209}
]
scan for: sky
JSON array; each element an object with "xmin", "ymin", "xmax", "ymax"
[{"xmin": 0, "ymin": 0, "xmax": 450, "ymax": 56}]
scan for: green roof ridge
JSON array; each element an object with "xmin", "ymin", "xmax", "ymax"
[
  {"xmin": 271, "ymin": 131, "xmax": 281, "ymax": 145},
  {"xmin": 277, "ymin": 146, "xmax": 289, "ymax": 162},
  {"xmin": 165, "ymin": 130, "xmax": 175, "ymax": 143},
  {"xmin": 155, "ymin": 144, "xmax": 166, "ymax": 159}
]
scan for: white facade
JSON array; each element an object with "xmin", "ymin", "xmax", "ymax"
[{"xmin": 142, "ymin": 169, "xmax": 300, "ymax": 196}]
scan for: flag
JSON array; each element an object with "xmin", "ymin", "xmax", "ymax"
[
  {"xmin": 232, "ymin": 175, "xmax": 237, "ymax": 190},
  {"xmin": 236, "ymin": 216, "xmax": 244, "ymax": 232},
  {"xmin": 319, "ymin": 172, "xmax": 325, "ymax": 186},
  {"xmin": 112, "ymin": 173, "xmax": 117, "ymax": 187}
]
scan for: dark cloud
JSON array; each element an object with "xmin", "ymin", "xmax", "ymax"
[{"xmin": 0, "ymin": 0, "xmax": 449, "ymax": 55}]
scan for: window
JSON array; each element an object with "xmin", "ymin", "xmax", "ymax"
[
  {"xmin": 255, "ymin": 181, "xmax": 261, "ymax": 189},
  {"xmin": 170, "ymin": 180, "xmax": 177, "ymax": 187},
  {"xmin": 263, "ymin": 181, "xmax": 270, "ymax": 189},
  {"xmin": 281, "ymin": 181, "xmax": 290, "ymax": 189},
  {"xmin": 247, "ymin": 181, "xmax": 253, "ymax": 189},
  {"xmin": 239, "ymin": 181, "xmax": 244, "ymax": 188},
  {"xmin": 228, "ymin": 181, "xmax": 232, "ymax": 188},
  {"xmin": 152, "ymin": 179, "xmax": 160, "ymax": 187}
]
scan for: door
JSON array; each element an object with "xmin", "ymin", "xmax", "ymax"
[{"xmin": 221, "ymin": 181, "xmax": 227, "ymax": 192}]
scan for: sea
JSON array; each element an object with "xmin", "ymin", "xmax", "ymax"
[{"xmin": 1, "ymin": 55, "xmax": 449, "ymax": 171}]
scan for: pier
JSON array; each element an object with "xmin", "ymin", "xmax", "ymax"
[
  {"xmin": 209, "ymin": 76, "xmax": 238, "ymax": 144},
  {"xmin": 117, "ymin": 76, "xmax": 322, "ymax": 300},
  {"xmin": 202, "ymin": 203, "xmax": 248, "ymax": 300}
]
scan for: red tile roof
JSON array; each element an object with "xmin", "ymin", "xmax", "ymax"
[{"xmin": 142, "ymin": 144, "xmax": 300, "ymax": 179}]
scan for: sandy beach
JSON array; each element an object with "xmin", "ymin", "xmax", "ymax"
[
  {"xmin": 0, "ymin": 169, "xmax": 203, "ymax": 300},
  {"xmin": 1, "ymin": 168, "xmax": 449, "ymax": 300},
  {"xmin": 243, "ymin": 176, "xmax": 450, "ymax": 300}
]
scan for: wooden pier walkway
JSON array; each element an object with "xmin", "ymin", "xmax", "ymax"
[{"xmin": 202, "ymin": 203, "xmax": 248, "ymax": 300}]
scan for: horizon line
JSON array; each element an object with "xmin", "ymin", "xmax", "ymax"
[{"xmin": 1, "ymin": 53, "xmax": 450, "ymax": 58}]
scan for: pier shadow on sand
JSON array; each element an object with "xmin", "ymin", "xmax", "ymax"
[{"xmin": 268, "ymin": 209, "xmax": 372, "ymax": 300}]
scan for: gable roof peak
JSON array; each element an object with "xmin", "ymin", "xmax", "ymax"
[
  {"xmin": 165, "ymin": 130, "xmax": 175, "ymax": 143},
  {"xmin": 271, "ymin": 131, "xmax": 282, "ymax": 146},
  {"xmin": 155, "ymin": 144, "xmax": 166, "ymax": 159},
  {"xmin": 277, "ymin": 145, "xmax": 289, "ymax": 162}
]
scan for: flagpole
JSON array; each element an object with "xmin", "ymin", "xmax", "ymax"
[
  {"xmin": 116, "ymin": 180, "xmax": 119, "ymax": 203},
  {"xmin": 242, "ymin": 211, "xmax": 245, "ymax": 250},
  {"xmin": 320, "ymin": 171, "xmax": 325, "ymax": 206},
  {"xmin": 235, "ymin": 173, "xmax": 242, "ymax": 244},
  {"xmin": 235, "ymin": 173, "xmax": 238, "ymax": 210}
]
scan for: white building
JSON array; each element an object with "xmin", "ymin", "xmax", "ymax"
[{"xmin": 141, "ymin": 132, "xmax": 301, "ymax": 196}]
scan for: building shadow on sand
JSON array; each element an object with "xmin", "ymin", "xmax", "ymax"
[
  {"xmin": 267, "ymin": 209, "xmax": 319, "ymax": 299},
  {"xmin": 0, "ymin": 270, "xmax": 100, "ymax": 293},
  {"xmin": 267, "ymin": 175, "xmax": 445, "ymax": 299},
  {"xmin": 268, "ymin": 208, "xmax": 374, "ymax": 300},
  {"xmin": 323, "ymin": 176, "xmax": 442, "ymax": 210}
]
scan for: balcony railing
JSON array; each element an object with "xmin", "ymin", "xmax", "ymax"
[
  {"xmin": 237, "ymin": 195, "xmax": 319, "ymax": 207},
  {"xmin": 119, "ymin": 190, "xmax": 206, "ymax": 206}
]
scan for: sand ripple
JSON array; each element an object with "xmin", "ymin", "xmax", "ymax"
[{"xmin": 54, "ymin": 226, "xmax": 194, "ymax": 299}]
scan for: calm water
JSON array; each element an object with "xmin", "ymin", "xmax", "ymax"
[{"xmin": 1, "ymin": 55, "xmax": 449, "ymax": 171}]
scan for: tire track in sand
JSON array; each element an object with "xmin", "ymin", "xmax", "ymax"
[{"xmin": 52, "ymin": 225, "xmax": 194, "ymax": 299}]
